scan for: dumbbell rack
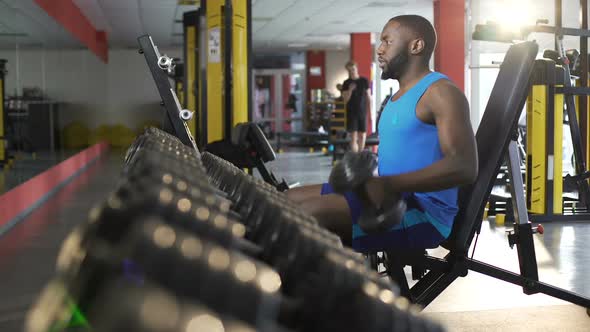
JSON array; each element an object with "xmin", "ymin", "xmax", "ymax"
[
  {"xmin": 21, "ymin": 35, "xmax": 446, "ymax": 332},
  {"xmin": 25, "ymin": 127, "xmax": 446, "ymax": 332}
]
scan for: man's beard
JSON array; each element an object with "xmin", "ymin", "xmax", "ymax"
[{"xmin": 381, "ymin": 51, "xmax": 409, "ymax": 80}]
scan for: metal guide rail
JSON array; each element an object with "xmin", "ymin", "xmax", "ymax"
[{"xmin": 137, "ymin": 35, "xmax": 200, "ymax": 156}]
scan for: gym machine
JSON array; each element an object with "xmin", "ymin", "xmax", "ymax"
[
  {"xmin": 138, "ymin": 35, "xmax": 289, "ymax": 191},
  {"xmin": 526, "ymin": 59, "xmax": 565, "ymax": 218},
  {"xmin": 182, "ymin": 9, "xmax": 201, "ymax": 143},
  {"xmin": 180, "ymin": 1, "xmax": 251, "ymax": 148},
  {"xmin": 369, "ymin": 40, "xmax": 590, "ymax": 314},
  {"xmin": 177, "ymin": 2, "xmax": 290, "ymax": 189},
  {"xmin": 474, "ymin": 1, "xmax": 590, "ymax": 222}
]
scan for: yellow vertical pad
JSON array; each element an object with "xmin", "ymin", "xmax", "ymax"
[
  {"xmin": 554, "ymin": 90, "xmax": 563, "ymax": 214},
  {"xmin": 232, "ymin": 0, "xmax": 248, "ymax": 126},
  {"xmin": 527, "ymin": 85, "xmax": 546, "ymax": 214},
  {"xmin": 0, "ymin": 77, "xmax": 4, "ymax": 162},
  {"xmin": 207, "ymin": 0, "xmax": 224, "ymax": 143},
  {"xmin": 176, "ymin": 81, "xmax": 185, "ymax": 106},
  {"xmin": 186, "ymin": 26, "xmax": 197, "ymax": 135}
]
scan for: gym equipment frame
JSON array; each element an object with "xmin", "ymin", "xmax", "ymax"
[
  {"xmin": 137, "ymin": 35, "xmax": 199, "ymax": 155},
  {"xmin": 372, "ymin": 41, "xmax": 590, "ymax": 313}
]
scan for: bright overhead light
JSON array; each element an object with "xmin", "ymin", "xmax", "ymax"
[{"xmin": 490, "ymin": 0, "xmax": 534, "ymax": 34}]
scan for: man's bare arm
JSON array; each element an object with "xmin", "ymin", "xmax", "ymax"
[
  {"xmin": 343, "ymin": 89, "xmax": 352, "ymax": 104},
  {"xmin": 365, "ymin": 81, "xmax": 478, "ymax": 204},
  {"xmin": 365, "ymin": 88, "xmax": 371, "ymax": 115}
]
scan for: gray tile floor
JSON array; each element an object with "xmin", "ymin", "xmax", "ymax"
[
  {"xmin": 0, "ymin": 154, "xmax": 122, "ymax": 331},
  {"xmin": 260, "ymin": 150, "xmax": 334, "ymax": 186}
]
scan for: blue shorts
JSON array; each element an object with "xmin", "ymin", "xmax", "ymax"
[{"xmin": 320, "ymin": 183, "xmax": 448, "ymax": 252}]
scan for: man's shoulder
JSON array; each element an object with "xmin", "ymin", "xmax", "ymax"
[
  {"xmin": 426, "ymin": 78, "xmax": 465, "ymax": 102},
  {"xmin": 422, "ymin": 78, "xmax": 469, "ymax": 114}
]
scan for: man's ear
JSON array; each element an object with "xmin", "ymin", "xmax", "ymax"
[{"xmin": 410, "ymin": 38, "xmax": 425, "ymax": 55}]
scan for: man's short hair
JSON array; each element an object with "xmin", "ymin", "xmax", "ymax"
[
  {"xmin": 345, "ymin": 61, "xmax": 357, "ymax": 69},
  {"xmin": 389, "ymin": 15, "xmax": 437, "ymax": 63}
]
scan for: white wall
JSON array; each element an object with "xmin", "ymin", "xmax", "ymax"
[
  {"xmin": 0, "ymin": 46, "xmax": 183, "ymax": 130},
  {"xmin": 325, "ymin": 49, "xmax": 349, "ymax": 97}
]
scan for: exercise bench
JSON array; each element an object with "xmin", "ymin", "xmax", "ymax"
[{"xmin": 367, "ymin": 40, "xmax": 590, "ymax": 312}]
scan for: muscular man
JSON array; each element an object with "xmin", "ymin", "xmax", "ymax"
[
  {"xmin": 287, "ymin": 15, "xmax": 478, "ymax": 251},
  {"xmin": 342, "ymin": 61, "xmax": 371, "ymax": 152}
]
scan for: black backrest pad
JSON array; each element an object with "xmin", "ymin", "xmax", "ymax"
[
  {"xmin": 248, "ymin": 123, "xmax": 276, "ymax": 163},
  {"xmin": 445, "ymin": 41, "xmax": 538, "ymax": 253},
  {"xmin": 231, "ymin": 123, "xmax": 249, "ymax": 147}
]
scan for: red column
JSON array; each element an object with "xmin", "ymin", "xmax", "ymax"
[
  {"xmin": 306, "ymin": 50, "xmax": 326, "ymax": 102},
  {"xmin": 350, "ymin": 33, "xmax": 373, "ymax": 134},
  {"xmin": 433, "ymin": 0, "xmax": 464, "ymax": 91}
]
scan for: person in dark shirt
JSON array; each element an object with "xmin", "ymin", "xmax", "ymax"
[{"xmin": 342, "ymin": 61, "xmax": 371, "ymax": 152}]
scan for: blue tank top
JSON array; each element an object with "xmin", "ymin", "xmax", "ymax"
[{"xmin": 377, "ymin": 72, "xmax": 458, "ymax": 235}]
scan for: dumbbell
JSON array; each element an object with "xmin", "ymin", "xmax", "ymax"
[
  {"xmin": 123, "ymin": 153, "xmax": 213, "ymax": 193},
  {"xmin": 329, "ymin": 151, "xmax": 407, "ymax": 234},
  {"xmin": 296, "ymin": 251, "xmax": 444, "ymax": 332},
  {"xmin": 124, "ymin": 127, "xmax": 175, "ymax": 163},
  {"xmin": 268, "ymin": 224, "xmax": 386, "ymax": 297},
  {"xmin": 25, "ymin": 277, "xmax": 94, "ymax": 332},
  {"xmin": 202, "ymin": 152, "xmax": 244, "ymax": 188},
  {"xmin": 54, "ymin": 180, "xmax": 251, "ymax": 279},
  {"xmin": 57, "ymin": 216, "xmax": 283, "ymax": 330},
  {"xmin": 77, "ymin": 185, "xmax": 248, "ymax": 255},
  {"xmin": 141, "ymin": 126, "xmax": 183, "ymax": 142},
  {"xmin": 125, "ymin": 129, "xmax": 197, "ymax": 166},
  {"xmin": 123, "ymin": 161, "xmax": 320, "ymax": 246},
  {"xmin": 120, "ymin": 218, "xmax": 282, "ymax": 327},
  {"xmin": 216, "ymin": 175, "xmax": 340, "ymax": 249},
  {"xmin": 127, "ymin": 139, "xmax": 202, "ymax": 169},
  {"xmin": 86, "ymin": 278, "xmax": 269, "ymax": 332},
  {"xmin": 219, "ymin": 173, "xmax": 315, "ymax": 228}
]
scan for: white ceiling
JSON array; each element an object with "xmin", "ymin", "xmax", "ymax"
[
  {"xmin": 251, "ymin": 0, "xmax": 433, "ymax": 52},
  {"xmin": 0, "ymin": 0, "xmax": 431, "ymax": 52},
  {"xmin": 0, "ymin": 0, "xmax": 84, "ymax": 48},
  {"xmin": 0, "ymin": 0, "xmax": 588, "ymax": 54}
]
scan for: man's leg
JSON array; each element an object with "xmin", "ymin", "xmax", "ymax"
[
  {"xmin": 299, "ymin": 194, "xmax": 352, "ymax": 246},
  {"xmin": 285, "ymin": 184, "xmax": 323, "ymax": 204},
  {"xmin": 349, "ymin": 131, "xmax": 359, "ymax": 152},
  {"xmin": 358, "ymin": 131, "xmax": 367, "ymax": 151}
]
